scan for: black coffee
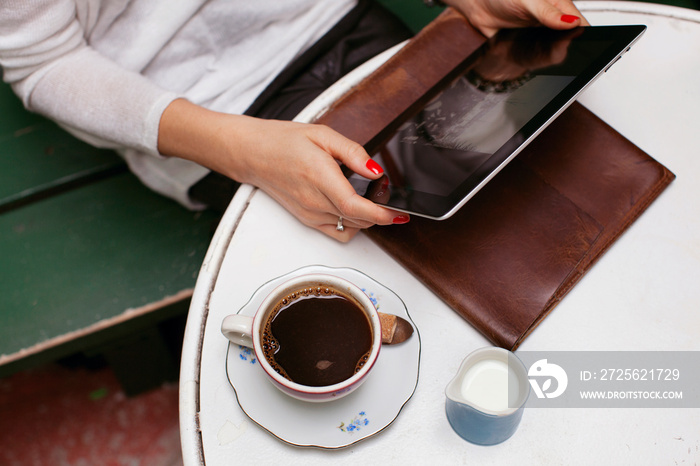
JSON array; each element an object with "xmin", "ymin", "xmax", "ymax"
[{"xmin": 261, "ymin": 285, "xmax": 373, "ymax": 387}]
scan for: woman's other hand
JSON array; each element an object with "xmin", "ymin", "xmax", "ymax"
[{"xmin": 445, "ymin": 0, "xmax": 590, "ymax": 37}]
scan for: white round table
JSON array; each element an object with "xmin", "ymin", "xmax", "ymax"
[{"xmin": 180, "ymin": 3, "xmax": 700, "ymax": 464}]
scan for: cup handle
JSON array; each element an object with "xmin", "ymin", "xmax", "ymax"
[{"xmin": 221, "ymin": 314, "xmax": 254, "ymax": 348}]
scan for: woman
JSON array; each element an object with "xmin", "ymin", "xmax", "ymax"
[{"xmin": 0, "ymin": 0, "xmax": 587, "ymax": 241}]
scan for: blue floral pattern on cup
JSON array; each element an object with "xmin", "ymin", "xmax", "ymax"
[
  {"xmin": 338, "ymin": 411, "xmax": 370, "ymax": 433},
  {"xmin": 238, "ymin": 345, "xmax": 256, "ymax": 364}
]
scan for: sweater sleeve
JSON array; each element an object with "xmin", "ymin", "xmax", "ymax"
[{"xmin": 0, "ymin": 0, "xmax": 179, "ymax": 155}]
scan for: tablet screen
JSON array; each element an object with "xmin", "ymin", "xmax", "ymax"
[{"xmin": 349, "ymin": 25, "xmax": 646, "ymax": 219}]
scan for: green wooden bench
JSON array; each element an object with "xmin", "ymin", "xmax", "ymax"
[
  {"xmin": 0, "ymin": 1, "xmax": 440, "ymax": 395},
  {"xmin": 0, "ymin": 81, "xmax": 219, "ymax": 394}
]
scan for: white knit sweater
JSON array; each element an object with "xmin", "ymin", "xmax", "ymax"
[{"xmin": 0, "ymin": 0, "xmax": 356, "ymax": 207}]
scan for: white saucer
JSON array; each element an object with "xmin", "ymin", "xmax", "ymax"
[{"xmin": 225, "ymin": 265, "xmax": 421, "ymax": 449}]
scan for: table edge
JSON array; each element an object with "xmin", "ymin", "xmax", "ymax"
[{"xmin": 178, "ymin": 184, "xmax": 256, "ymax": 465}]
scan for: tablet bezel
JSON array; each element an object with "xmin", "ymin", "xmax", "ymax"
[{"xmin": 355, "ymin": 25, "xmax": 647, "ymax": 220}]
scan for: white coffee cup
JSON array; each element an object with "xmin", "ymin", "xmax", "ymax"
[{"xmin": 221, "ymin": 273, "xmax": 382, "ymax": 402}]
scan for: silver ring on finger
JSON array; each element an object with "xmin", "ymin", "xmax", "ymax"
[{"xmin": 336, "ymin": 216, "xmax": 344, "ymax": 232}]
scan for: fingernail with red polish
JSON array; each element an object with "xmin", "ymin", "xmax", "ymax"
[
  {"xmin": 393, "ymin": 215, "xmax": 410, "ymax": 224},
  {"xmin": 366, "ymin": 159, "xmax": 384, "ymax": 175},
  {"xmin": 561, "ymin": 14, "xmax": 579, "ymax": 23}
]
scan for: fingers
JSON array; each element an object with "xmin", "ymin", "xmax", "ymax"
[
  {"xmin": 301, "ymin": 207, "xmax": 377, "ymax": 232},
  {"xmin": 317, "ymin": 224, "xmax": 361, "ymax": 243},
  {"xmin": 572, "ymin": 11, "xmax": 591, "ymax": 27},
  {"xmin": 260, "ymin": 159, "xmax": 409, "ymax": 242},
  {"xmin": 448, "ymin": 0, "xmax": 590, "ymax": 36},
  {"xmin": 310, "ymin": 125, "xmax": 385, "ymax": 180},
  {"xmin": 303, "ymin": 124, "xmax": 411, "ymax": 228},
  {"xmin": 254, "ymin": 122, "xmax": 411, "ymax": 243},
  {"xmin": 320, "ymin": 171, "xmax": 410, "ymax": 228},
  {"xmin": 525, "ymin": 0, "xmax": 590, "ymax": 29},
  {"xmin": 556, "ymin": 0, "xmax": 591, "ymax": 26},
  {"xmin": 283, "ymin": 199, "xmax": 380, "ymax": 243}
]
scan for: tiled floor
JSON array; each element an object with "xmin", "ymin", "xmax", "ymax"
[{"xmin": 0, "ymin": 361, "xmax": 182, "ymax": 466}]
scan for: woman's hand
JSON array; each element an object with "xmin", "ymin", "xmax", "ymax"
[
  {"xmin": 445, "ymin": 0, "xmax": 590, "ymax": 37},
  {"xmin": 158, "ymin": 99, "xmax": 409, "ymax": 242},
  {"xmin": 228, "ymin": 117, "xmax": 411, "ymax": 241}
]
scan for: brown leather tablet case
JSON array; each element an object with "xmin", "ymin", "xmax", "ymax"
[{"xmin": 315, "ymin": 9, "xmax": 675, "ymax": 350}]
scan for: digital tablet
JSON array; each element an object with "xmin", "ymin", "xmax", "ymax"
[{"xmin": 348, "ymin": 25, "xmax": 647, "ymax": 220}]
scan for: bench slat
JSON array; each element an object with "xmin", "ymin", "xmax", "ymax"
[
  {"xmin": 0, "ymin": 84, "xmax": 126, "ymax": 211},
  {"xmin": 0, "ymin": 172, "xmax": 218, "ymax": 366}
]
